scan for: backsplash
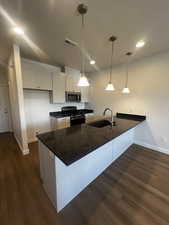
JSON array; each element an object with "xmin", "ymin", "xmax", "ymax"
[{"xmin": 24, "ymin": 89, "xmax": 85, "ymax": 143}]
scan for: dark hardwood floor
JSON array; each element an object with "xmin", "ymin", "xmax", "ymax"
[{"xmin": 1, "ymin": 133, "xmax": 169, "ymax": 225}]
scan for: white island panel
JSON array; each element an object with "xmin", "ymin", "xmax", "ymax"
[
  {"xmin": 55, "ymin": 141, "xmax": 113, "ymax": 212},
  {"xmin": 38, "ymin": 126, "xmax": 135, "ymax": 213}
]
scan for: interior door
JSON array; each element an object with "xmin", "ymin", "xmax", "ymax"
[{"xmin": 0, "ymin": 87, "xmax": 10, "ymax": 133}]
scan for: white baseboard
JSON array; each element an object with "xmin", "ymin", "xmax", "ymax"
[
  {"xmin": 14, "ymin": 134, "xmax": 30, "ymax": 155},
  {"xmin": 28, "ymin": 137, "xmax": 38, "ymax": 144},
  {"xmin": 134, "ymin": 140, "xmax": 169, "ymax": 155},
  {"xmin": 22, "ymin": 148, "xmax": 30, "ymax": 155}
]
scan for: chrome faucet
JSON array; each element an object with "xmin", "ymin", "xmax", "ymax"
[{"xmin": 103, "ymin": 108, "xmax": 115, "ymax": 126}]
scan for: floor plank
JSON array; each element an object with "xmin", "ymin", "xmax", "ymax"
[{"xmin": 1, "ymin": 133, "xmax": 169, "ymax": 225}]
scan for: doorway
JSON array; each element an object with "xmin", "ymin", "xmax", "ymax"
[{"xmin": 0, "ymin": 86, "xmax": 10, "ymax": 133}]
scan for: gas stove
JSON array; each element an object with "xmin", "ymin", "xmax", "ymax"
[{"xmin": 50, "ymin": 106, "xmax": 94, "ymax": 126}]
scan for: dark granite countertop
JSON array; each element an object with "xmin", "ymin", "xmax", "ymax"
[
  {"xmin": 37, "ymin": 113, "xmax": 146, "ymax": 166},
  {"xmin": 50, "ymin": 109, "xmax": 94, "ymax": 118}
]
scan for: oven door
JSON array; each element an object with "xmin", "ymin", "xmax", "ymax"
[{"xmin": 70, "ymin": 115, "xmax": 85, "ymax": 126}]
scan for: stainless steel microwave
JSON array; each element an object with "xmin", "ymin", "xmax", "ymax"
[{"xmin": 65, "ymin": 91, "xmax": 81, "ymax": 102}]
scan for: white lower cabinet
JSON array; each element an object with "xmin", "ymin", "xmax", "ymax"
[
  {"xmin": 38, "ymin": 142, "xmax": 57, "ymax": 208},
  {"xmin": 50, "ymin": 117, "xmax": 70, "ymax": 130},
  {"xmin": 85, "ymin": 113, "xmax": 95, "ymax": 123}
]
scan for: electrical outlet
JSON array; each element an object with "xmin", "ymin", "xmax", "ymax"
[
  {"xmin": 162, "ymin": 137, "xmax": 167, "ymax": 143},
  {"xmin": 160, "ymin": 136, "xmax": 167, "ymax": 143}
]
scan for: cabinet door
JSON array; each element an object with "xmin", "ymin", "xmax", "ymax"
[
  {"xmin": 81, "ymin": 87, "xmax": 89, "ymax": 102},
  {"xmin": 39, "ymin": 142, "xmax": 57, "ymax": 208},
  {"xmin": 22, "ymin": 62, "xmax": 37, "ymax": 89},
  {"xmin": 66, "ymin": 67, "xmax": 80, "ymax": 92},
  {"xmin": 38, "ymin": 142, "xmax": 46, "ymax": 181},
  {"xmin": 35, "ymin": 68, "xmax": 52, "ymax": 90},
  {"xmin": 66, "ymin": 73, "xmax": 73, "ymax": 92},
  {"xmin": 22, "ymin": 61, "xmax": 52, "ymax": 90},
  {"xmin": 52, "ymin": 72, "xmax": 66, "ymax": 103},
  {"xmin": 85, "ymin": 113, "xmax": 94, "ymax": 123},
  {"xmin": 44, "ymin": 150, "xmax": 57, "ymax": 208},
  {"xmin": 72, "ymin": 71, "xmax": 81, "ymax": 92},
  {"xmin": 50, "ymin": 117, "xmax": 70, "ymax": 130},
  {"xmin": 58, "ymin": 117, "xmax": 70, "ymax": 129}
]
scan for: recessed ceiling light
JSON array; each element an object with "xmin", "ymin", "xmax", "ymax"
[
  {"xmin": 136, "ymin": 40, "xmax": 145, "ymax": 48},
  {"xmin": 90, "ymin": 60, "xmax": 96, "ymax": 65},
  {"xmin": 13, "ymin": 26, "xmax": 24, "ymax": 35}
]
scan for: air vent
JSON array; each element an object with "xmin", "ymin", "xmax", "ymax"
[
  {"xmin": 65, "ymin": 38, "xmax": 77, "ymax": 47},
  {"xmin": 61, "ymin": 66, "xmax": 65, "ymax": 73}
]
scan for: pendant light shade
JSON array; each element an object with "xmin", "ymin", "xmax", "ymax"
[
  {"xmin": 122, "ymin": 87, "xmax": 130, "ymax": 93},
  {"xmin": 78, "ymin": 75, "xmax": 89, "ymax": 86},
  {"xmin": 122, "ymin": 52, "xmax": 132, "ymax": 94},
  {"xmin": 105, "ymin": 82, "xmax": 115, "ymax": 91},
  {"xmin": 105, "ymin": 36, "xmax": 117, "ymax": 91},
  {"xmin": 77, "ymin": 4, "xmax": 90, "ymax": 87}
]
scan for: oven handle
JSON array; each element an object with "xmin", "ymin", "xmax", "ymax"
[{"xmin": 71, "ymin": 116, "xmax": 85, "ymax": 120}]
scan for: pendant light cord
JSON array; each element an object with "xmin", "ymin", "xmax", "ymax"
[
  {"xmin": 81, "ymin": 14, "xmax": 85, "ymax": 77},
  {"xmin": 109, "ymin": 41, "xmax": 114, "ymax": 83},
  {"xmin": 125, "ymin": 53, "xmax": 132, "ymax": 87},
  {"xmin": 125, "ymin": 57, "xmax": 129, "ymax": 88}
]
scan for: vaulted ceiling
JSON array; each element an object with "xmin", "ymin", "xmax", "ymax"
[{"xmin": 0, "ymin": 0, "xmax": 169, "ymax": 71}]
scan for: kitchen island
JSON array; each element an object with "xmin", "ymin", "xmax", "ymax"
[{"xmin": 37, "ymin": 113, "xmax": 146, "ymax": 212}]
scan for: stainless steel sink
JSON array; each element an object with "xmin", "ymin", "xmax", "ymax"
[{"xmin": 87, "ymin": 119, "xmax": 112, "ymax": 128}]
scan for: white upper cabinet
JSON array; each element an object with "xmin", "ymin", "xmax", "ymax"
[
  {"xmin": 52, "ymin": 72, "xmax": 66, "ymax": 103},
  {"xmin": 21, "ymin": 60, "xmax": 89, "ymax": 103},
  {"xmin": 81, "ymin": 87, "xmax": 89, "ymax": 103},
  {"xmin": 65, "ymin": 67, "xmax": 81, "ymax": 92},
  {"xmin": 66, "ymin": 67, "xmax": 89, "ymax": 102},
  {"xmin": 21, "ymin": 59, "xmax": 53, "ymax": 90}
]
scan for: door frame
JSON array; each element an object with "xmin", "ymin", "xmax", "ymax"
[{"xmin": 0, "ymin": 84, "xmax": 12, "ymax": 133}]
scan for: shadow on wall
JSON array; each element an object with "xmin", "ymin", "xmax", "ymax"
[{"xmin": 134, "ymin": 120, "xmax": 169, "ymax": 153}]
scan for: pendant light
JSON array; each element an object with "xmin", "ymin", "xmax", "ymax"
[
  {"xmin": 77, "ymin": 4, "xmax": 90, "ymax": 87},
  {"xmin": 105, "ymin": 36, "xmax": 117, "ymax": 91},
  {"xmin": 122, "ymin": 52, "xmax": 132, "ymax": 94}
]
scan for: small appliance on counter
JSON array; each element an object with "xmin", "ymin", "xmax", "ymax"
[{"xmin": 65, "ymin": 91, "xmax": 81, "ymax": 102}]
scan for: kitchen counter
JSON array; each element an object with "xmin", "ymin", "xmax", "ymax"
[
  {"xmin": 38, "ymin": 113, "xmax": 146, "ymax": 212},
  {"xmin": 37, "ymin": 113, "xmax": 146, "ymax": 166},
  {"xmin": 50, "ymin": 109, "xmax": 94, "ymax": 118}
]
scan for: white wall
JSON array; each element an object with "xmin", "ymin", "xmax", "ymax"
[
  {"xmin": 8, "ymin": 44, "xmax": 29, "ymax": 154},
  {"xmin": 89, "ymin": 51, "xmax": 169, "ymax": 153},
  {"xmin": 24, "ymin": 89, "xmax": 85, "ymax": 143},
  {"xmin": 0, "ymin": 66, "xmax": 12, "ymax": 131},
  {"xmin": 0, "ymin": 67, "xmax": 8, "ymax": 85}
]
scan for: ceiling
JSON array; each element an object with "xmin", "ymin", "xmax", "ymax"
[{"xmin": 0, "ymin": 0, "xmax": 169, "ymax": 72}]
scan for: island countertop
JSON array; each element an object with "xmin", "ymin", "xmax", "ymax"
[{"xmin": 37, "ymin": 113, "xmax": 146, "ymax": 166}]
